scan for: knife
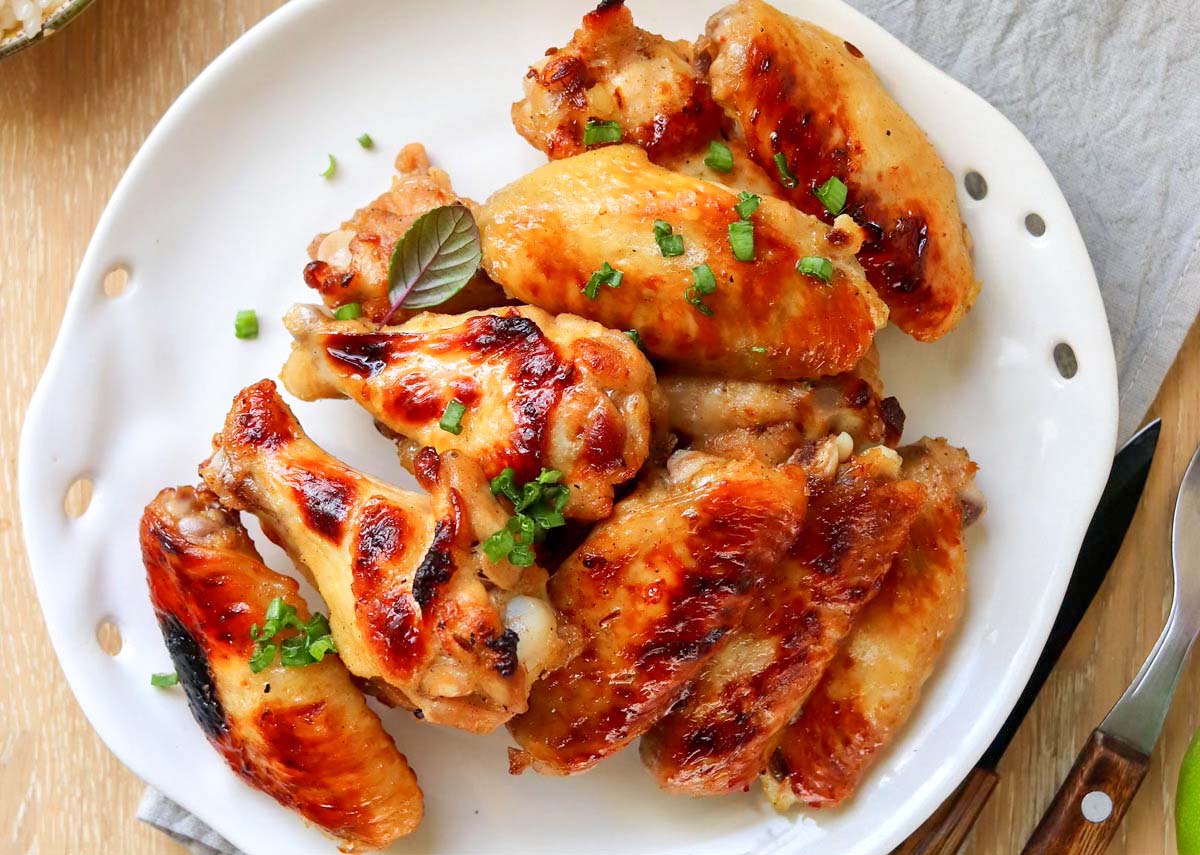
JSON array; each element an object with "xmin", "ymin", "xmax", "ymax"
[
  {"xmin": 1021, "ymin": 428, "xmax": 1200, "ymax": 854},
  {"xmin": 893, "ymin": 417, "xmax": 1162, "ymax": 855}
]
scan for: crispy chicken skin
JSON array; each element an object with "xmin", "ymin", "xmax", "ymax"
[
  {"xmin": 478, "ymin": 145, "xmax": 887, "ymax": 379},
  {"xmin": 280, "ymin": 303, "xmax": 661, "ymax": 522},
  {"xmin": 660, "ymin": 347, "xmax": 904, "ymax": 459},
  {"xmin": 508, "ymin": 450, "xmax": 809, "ymax": 775},
  {"xmin": 303, "ymin": 143, "xmax": 507, "ymax": 323},
  {"xmin": 763, "ymin": 438, "xmax": 981, "ymax": 808},
  {"xmin": 702, "ymin": 0, "xmax": 979, "ymax": 340},
  {"xmin": 142, "ymin": 486, "xmax": 423, "ymax": 849},
  {"xmin": 641, "ymin": 445, "xmax": 925, "ymax": 795},
  {"xmin": 199, "ymin": 380, "xmax": 566, "ymax": 733},
  {"xmin": 512, "ymin": 0, "xmax": 724, "ymax": 163}
]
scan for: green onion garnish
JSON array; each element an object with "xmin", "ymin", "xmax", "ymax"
[
  {"xmin": 686, "ymin": 264, "xmax": 717, "ymax": 316},
  {"xmin": 439, "ymin": 400, "xmax": 467, "ymax": 435},
  {"xmin": 773, "ymin": 152, "xmax": 797, "ymax": 189},
  {"xmin": 750, "ymin": 346, "xmax": 768, "ymax": 354},
  {"xmin": 797, "ymin": 256, "xmax": 834, "ymax": 283},
  {"xmin": 729, "ymin": 220, "xmax": 755, "ymax": 261},
  {"xmin": 357, "ymin": 133, "xmax": 374, "ymax": 149},
  {"xmin": 320, "ymin": 154, "xmax": 337, "ymax": 179},
  {"xmin": 234, "ymin": 310, "xmax": 258, "ymax": 339},
  {"xmin": 814, "ymin": 176, "xmax": 847, "ymax": 215},
  {"xmin": 583, "ymin": 119, "xmax": 623, "ymax": 146},
  {"xmin": 735, "ymin": 192, "xmax": 760, "ymax": 221},
  {"xmin": 704, "ymin": 140, "xmax": 734, "ymax": 173},
  {"xmin": 150, "ymin": 672, "xmax": 178, "ymax": 688},
  {"xmin": 653, "ymin": 220, "xmax": 685, "ymax": 257},
  {"xmin": 582, "ymin": 261, "xmax": 623, "ymax": 298},
  {"xmin": 333, "ymin": 302, "xmax": 362, "ymax": 320},
  {"xmin": 248, "ymin": 598, "xmax": 337, "ymax": 673},
  {"xmin": 625, "ymin": 329, "xmax": 644, "ymax": 349},
  {"xmin": 483, "ymin": 468, "xmax": 570, "ymax": 565}
]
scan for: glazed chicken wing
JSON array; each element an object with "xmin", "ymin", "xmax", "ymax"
[
  {"xmin": 763, "ymin": 438, "xmax": 982, "ymax": 808},
  {"xmin": 142, "ymin": 486, "xmax": 423, "ymax": 849},
  {"xmin": 478, "ymin": 145, "xmax": 887, "ymax": 379},
  {"xmin": 303, "ymin": 143, "xmax": 507, "ymax": 323},
  {"xmin": 702, "ymin": 0, "xmax": 978, "ymax": 340},
  {"xmin": 508, "ymin": 450, "xmax": 809, "ymax": 775},
  {"xmin": 512, "ymin": 0, "xmax": 723, "ymax": 163},
  {"xmin": 641, "ymin": 444, "xmax": 925, "ymax": 795},
  {"xmin": 280, "ymin": 303, "xmax": 660, "ymax": 521},
  {"xmin": 199, "ymin": 380, "xmax": 567, "ymax": 733},
  {"xmin": 660, "ymin": 347, "xmax": 904, "ymax": 461}
]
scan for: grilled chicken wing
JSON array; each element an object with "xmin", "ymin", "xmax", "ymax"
[
  {"xmin": 763, "ymin": 438, "xmax": 981, "ymax": 808},
  {"xmin": 199, "ymin": 380, "xmax": 567, "ymax": 733},
  {"xmin": 641, "ymin": 444, "xmax": 925, "ymax": 795},
  {"xmin": 660, "ymin": 348, "xmax": 904, "ymax": 461},
  {"xmin": 303, "ymin": 143, "xmax": 507, "ymax": 323},
  {"xmin": 702, "ymin": 0, "xmax": 978, "ymax": 340},
  {"xmin": 479, "ymin": 145, "xmax": 887, "ymax": 379},
  {"xmin": 142, "ymin": 486, "xmax": 423, "ymax": 849},
  {"xmin": 280, "ymin": 303, "xmax": 660, "ymax": 521},
  {"xmin": 508, "ymin": 450, "xmax": 809, "ymax": 774},
  {"xmin": 512, "ymin": 0, "xmax": 723, "ymax": 163}
]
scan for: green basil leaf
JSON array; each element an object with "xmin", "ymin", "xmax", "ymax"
[{"xmin": 385, "ymin": 204, "xmax": 482, "ymax": 317}]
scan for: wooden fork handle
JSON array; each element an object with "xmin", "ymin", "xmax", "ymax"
[
  {"xmin": 891, "ymin": 767, "xmax": 998, "ymax": 855},
  {"xmin": 1021, "ymin": 729, "xmax": 1151, "ymax": 855}
]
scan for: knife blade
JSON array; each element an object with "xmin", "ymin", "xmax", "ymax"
[{"xmin": 893, "ymin": 417, "xmax": 1161, "ymax": 855}]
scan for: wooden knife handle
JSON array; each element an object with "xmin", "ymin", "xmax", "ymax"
[
  {"xmin": 891, "ymin": 767, "xmax": 999, "ymax": 855},
  {"xmin": 1021, "ymin": 729, "xmax": 1150, "ymax": 855}
]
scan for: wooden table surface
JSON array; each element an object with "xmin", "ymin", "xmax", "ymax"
[{"xmin": 0, "ymin": 1, "xmax": 1195, "ymax": 852}]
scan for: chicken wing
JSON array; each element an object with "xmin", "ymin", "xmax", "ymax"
[
  {"xmin": 303, "ymin": 143, "xmax": 507, "ymax": 323},
  {"xmin": 478, "ymin": 145, "xmax": 887, "ymax": 379},
  {"xmin": 508, "ymin": 450, "xmax": 809, "ymax": 775},
  {"xmin": 660, "ymin": 347, "xmax": 904, "ymax": 461},
  {"xmin": 512, "ymin": 0, "xmax": 724, "ymax": 163},
  {"xmin": 280, "ymin": 303, "xmax": 660, "ymax": 521},
  {"xmin": 702, "ymin": 0, "xmax": 978, "ymax": 340},
  {"xmin": 199, "ymin": 380, "xmax": 567, "ymax": 733},
  {"xmin": 763, "ymin": 438, "xmax": 982, "ymax": 808},
  {"xmin": 641, "ymin": 445, "xmax": 925, "ymax": 795},
  {"xmin": 142, "ymin": 486, "xmax": 423, "ymax": 849}
]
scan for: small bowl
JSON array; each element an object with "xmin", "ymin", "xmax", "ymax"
[{"xmin": 0, "ymin": 0, "xmax": 95, "ymax": 60}]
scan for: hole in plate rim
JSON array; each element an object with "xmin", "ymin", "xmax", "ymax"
[
  {"xmin": 102, "ymin": 264, "xmax": 131, "ymax": 299},
  {"xmin": 1054, "ymin": 342, "xmax": 1078, "ymax": 379},
  {"xmin": 64, "ymin": 475, "xmax": 95, "ymax": 519},
  {"xmin": 963, "ymin": 170, "xmax": 987, "ymax": 201},
  {"xmin": 1025, "ymin": 212, "xmax": 1047, "ymax": 237},
  {"xmin": 96, "ymin": 617, "xmax": 123, "ymax": 656}
]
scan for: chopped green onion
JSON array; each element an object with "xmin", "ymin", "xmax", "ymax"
[
  {"xmin": 439, "ymin": 400, "xmax": 467, "ymax": 435},
  {"xmin": 357, "ymin": 133, "xmax": 374, "ymax": 149},
  {"xmin": 653, "ymin": 220, "xmax": 685, "ymax": 257},
  {"xmin": 750, "ymin": 346, "xmax": 768, "ymax": 354},
  {"xmin": 582, "ymin": 261, "xmax": 623, "ymax": 299},
  {"xmin": 234, "ymin": 310, "xmax": 258, "ymax": 339},
  {"xmin": 814, "ymin": 176, "xmax": 848, "ymax": 215},
  {"xmin": 704, "ymin": 140, "xmax": 734, "ymax": 173},
  {"xmin": 248, "ymin": 597, "xmax": 337, "ymax": 673},
  {"xmin": 797, "ymin": 256, "xmax": 834, "ymax": 283},
  {"xmin": 333, "ymin": 302, "xmax": 362, "ymax": 320},
  {"xmin": 686, "ymin": 264, "xmax": 717, "ymax": 316},
  {"xmin": 583, "ymin": 119, "xmax": 623, "ymax": 146},
  {"xmin": 729, "ymin": 220, "xmax": 755, "ymax": 261},
  {"xmin": 773, "ymin": 152, "xmax": 797, "ymax": 189},
  {"xmin": 320, "ymin": 154, "xmax": 337, "ymax": 179},
  {"xmin": 150, "ymin": 672, "xmax": 178, "ymax": 688},
  {"xmin": 735, "ymin": 192, "xmax": 760, "ymax": 220},
  {"xmin": 483, "ymin": 468, "xmax": 570, "ymax": 565},
  {"xmin": 625, "ymin": 329, "xmax": 644, "ymax": 349}
]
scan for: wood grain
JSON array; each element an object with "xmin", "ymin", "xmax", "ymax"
[
  {"xmin": 1021, "ymin": 730, "xmax": 1151, "ymax": 855},
  {"xmin": 893, "ymin": 768, "xmax": 1000, "ymax": 855},
  {"xmin": 0, "ymin": 1, "xmax": 1197, "ymax": 853}
]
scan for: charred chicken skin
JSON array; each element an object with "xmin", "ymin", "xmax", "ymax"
[
  {"xmin": 478, "ymin": 145, "xmax": 887, "ymax": 380},
  {"xmin": 508, "ymin": 450, "xmax": 809, "ymax": 775},
  {"xmin": 702, "ymin": 0, "xmax": 978, "ymax": 340},
  {"xmin": 142, "ymin": 486, "xmax": 423, "ymax": 849},
  {"xmin": 280, "ymin": 303, "xmax": 661, "ymax": 522},
  {"xmin": 763, "ymin": 438, "xmax": 981, "ymax": 808},
  {"xmin": 199, "ymin": 380, "xmax": 567, "ymax": 734}
]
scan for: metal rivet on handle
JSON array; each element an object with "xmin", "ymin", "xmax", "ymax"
[{"xmin": 1081, "ymin": 790, "xmax": 1113, "ymax": 823}]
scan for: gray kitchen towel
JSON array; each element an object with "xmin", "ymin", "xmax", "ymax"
[{"xmin": 140, "ymin": 1, "xmax": 1200, "ymax": 852}]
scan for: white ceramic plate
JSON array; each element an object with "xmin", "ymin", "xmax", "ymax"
[{"xmin": 19, "ymin": 1, "xmax": 1118, "ymax": 853}]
